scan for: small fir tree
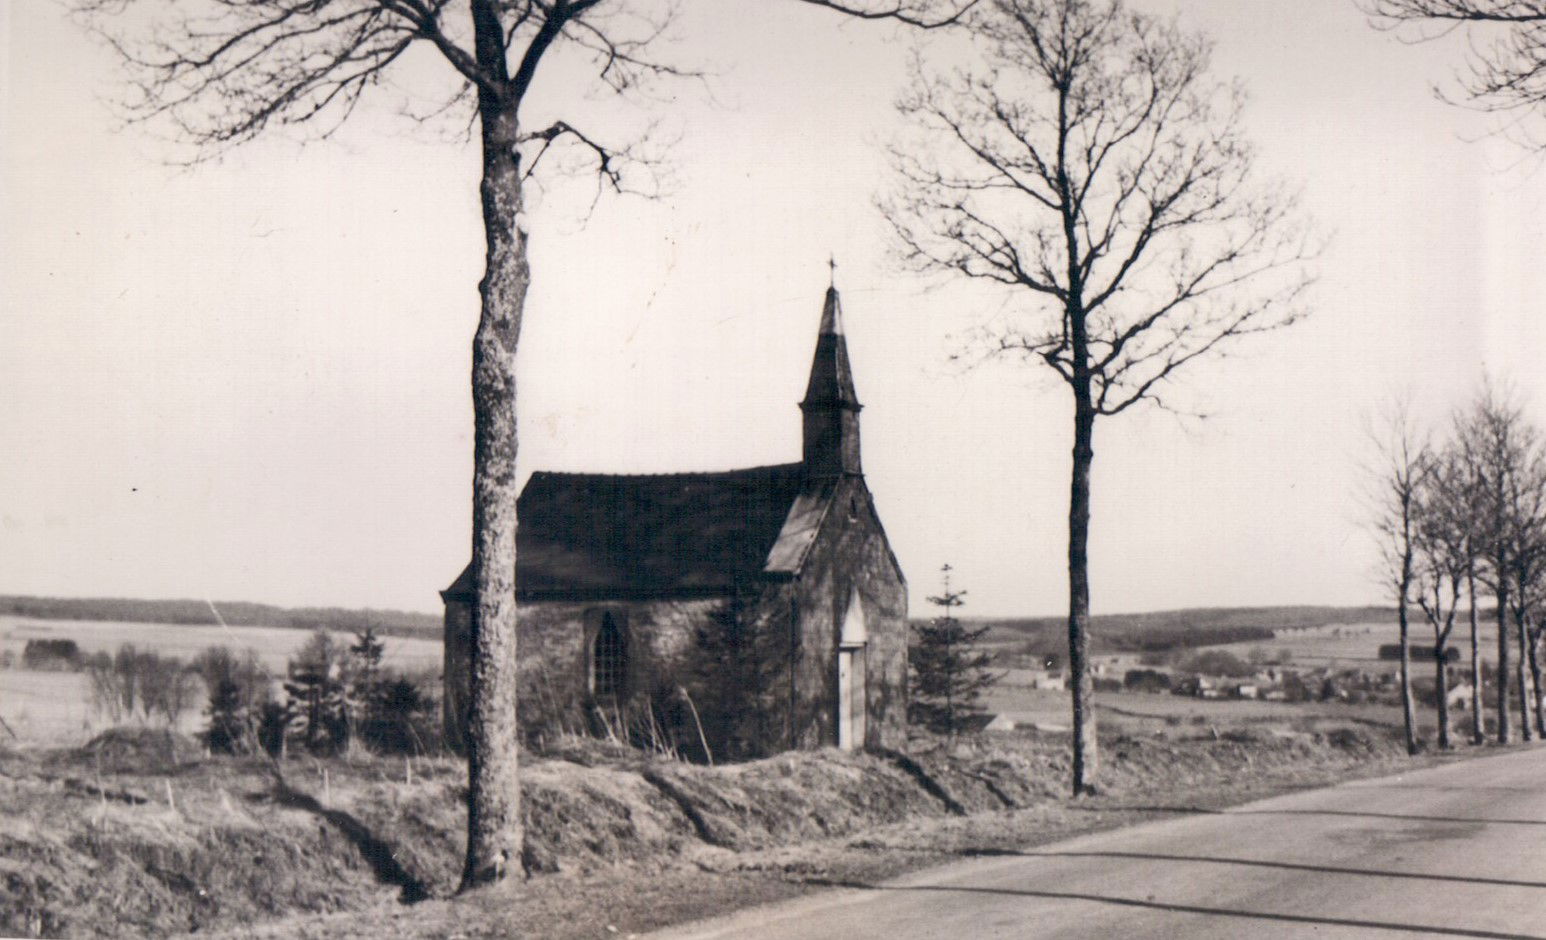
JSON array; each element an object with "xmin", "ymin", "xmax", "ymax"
[
  {"xmin": 347, "ymin": 625, "xmax": 387, "ymax": 743},
  {"xmin": 196, "ymin": 646, "xmax": 270, "ymax": 754},
  {"xmin": 283, "ymin": 629, "xmax": 349, "ymax": 753},
  {"xmin": 909, "ymin": 565, "xmax": 1000, "ymax": 734}
]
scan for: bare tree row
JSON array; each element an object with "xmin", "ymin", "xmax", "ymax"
[{"xmin": 1371, "ymin": 384, "xmax": 1546, "ymax": 754}]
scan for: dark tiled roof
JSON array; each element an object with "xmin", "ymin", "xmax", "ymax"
[{"xmin": 446, "ymin": 463, "xmax": 824, "ymax": 598}]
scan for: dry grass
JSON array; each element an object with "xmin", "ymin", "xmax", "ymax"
[{"xmin": 0, "ymin": 714, "xmax": 1457, "ymax": 940}]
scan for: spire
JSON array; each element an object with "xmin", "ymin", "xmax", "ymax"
[
  {"xmin": 802, "ymin": 286, "xmax": 861, "ymax": 410},
  {"xmin": 801, "ymin": 283, "xmax": 862, "ymax": 477}
]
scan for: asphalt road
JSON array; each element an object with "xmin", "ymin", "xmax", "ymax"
[{"xmin": 651, "ymin": 747, "xmax": 1546, "ymax": 939}]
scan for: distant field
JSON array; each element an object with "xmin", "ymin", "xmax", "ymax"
[
  {"xmin": 0, "ymin": 616, "xmax": 445, "ymax": 748},
  {"xmin": 1195, "ymin": 618, "xmax": 1501, "ymax": 673},
  {"xmin": 968, "ymin": 605, "xmax": 1398, "ymax": 661},
  {"xmin": 981, "ymin": 684, "xmax": 1415, "ymax": 738},
  {"xmin": 0, "ymin": 616, "xmax": 442, "ymax": 673},
  {"xmin": 0, "ymin": 670, "xmax": 205, "ymax": 746},
  {"xmin": 0, "ymin": 594, "xmax": 441, "ymax": 639}
]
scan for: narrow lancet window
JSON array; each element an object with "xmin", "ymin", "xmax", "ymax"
[{"xmin": 593, "ymin": 612, "xmax": 627, "ymax": 699}]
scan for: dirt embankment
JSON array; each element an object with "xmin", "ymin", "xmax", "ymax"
[{"xmin": 1, "ymin": 724, "xmax": 1438, "ymax": 939}]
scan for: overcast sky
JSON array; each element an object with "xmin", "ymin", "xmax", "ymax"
[{"xmin": 4, "ymin": 1, "xmax": 1546, "ymax": 618}]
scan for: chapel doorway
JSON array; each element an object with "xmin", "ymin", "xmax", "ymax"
[{"xmin": 837, "ymin": 589, "xmax": 868, "ymax": 750}]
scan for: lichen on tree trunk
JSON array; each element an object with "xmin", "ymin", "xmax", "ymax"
[{"xmin": 461, "ymin": 98, "xmax": 528, "ymax": 892}]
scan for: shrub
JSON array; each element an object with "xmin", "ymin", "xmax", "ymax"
[
  {"xmin": 86, "ymin": 644, "xmax": 198, "ymax": 726},
  {"xmin": 282, "ymin": 630, "xmax": 349, "ymax": 754},
  {"xmin": 22, "ymin": 639, "xmax": 81, "ymax": 671},
  {"xmin": 1123, "ymin": 668, "xmax": 1172, "ymax": 692},
  {"xmin": 1179, "ymin": 649, "xmax": 1253, "ymax": 678},
  {"xmin": 194, "ymin": 646, "xmax": 271, "ymax": 754}
]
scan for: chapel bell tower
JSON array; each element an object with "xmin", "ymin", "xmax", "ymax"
[{"xmin": 800, "ymin": 284, "xmax": 863, "ymax": 478}]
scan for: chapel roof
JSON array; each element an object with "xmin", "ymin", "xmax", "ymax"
[{"xmin": 443, "ymin": 463, "xmax": 834, "ymax": 599}]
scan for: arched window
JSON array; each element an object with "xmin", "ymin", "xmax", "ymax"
[{"xmin": 592, "ymin": 612, "xmax": 627, "ymax": 699}]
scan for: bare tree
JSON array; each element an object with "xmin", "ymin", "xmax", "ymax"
[
  {"xmin": 1443, "ymin": 432, "xmax": 1490, "ymax": 744},
  {"xmin": 1361, "ymin": 0, "xmax": 1546, "ymax": 147},
  {"xmin": 1413, "ymin": 449, "xmax": 1474, "ymax": 749},
  {"xmin": 1372, "ymin": 405, "xmax": 1428, "ymax": 757},
  {"xmin": 1497, "ymin": 436, "xmax": 1546, "ymax": 734},
  {"xmin": 1368, "ymin": 402, "xmax": 1428, "ymax": 756},
  {"xmin": 883, "ymin": 0, "xmax": 1314, "ymax": 794},
  {"xmin": 73, "ymin": 0, "xmax": 974, "ymax": 889}
]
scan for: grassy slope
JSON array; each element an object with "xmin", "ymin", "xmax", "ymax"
[{"xmin": 0, "ymin": 708, "xmax": 1475, "ymax": 940}]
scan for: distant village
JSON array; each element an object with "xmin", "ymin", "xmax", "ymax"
[{"xmin": 1016, "ymin": 628, "xmax": 1474, "ymax": 713}]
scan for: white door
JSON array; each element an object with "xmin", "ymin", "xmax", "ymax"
[
  {"xmin": 837, "ymin": 650, "xmax": 853, "ymax": 750},
  {"xmin": 837, "ymin": 648, "xmax": 867, "ymax": 750}
]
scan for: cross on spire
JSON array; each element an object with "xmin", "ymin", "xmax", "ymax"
[{"xmin": 828, "ymin": 254, "xmax": 837, "ymax": 288}]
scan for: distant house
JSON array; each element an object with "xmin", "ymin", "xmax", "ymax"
[
  {"xmin": 442, "ymin": 287, "xmax": 908, "ymax": 760},
  {"xmin": 1029, "ymin": 670, "xmax": 1066, "ymax": 691}
]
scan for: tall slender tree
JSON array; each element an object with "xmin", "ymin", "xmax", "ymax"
[
  {"xmin": 1368, "ymin": 401, "xmax": 1429, "ymax": 756},
  {"xmin": 1413, "ymin": 450, "xmax": 1473, "ymax": 749},
  {"xmin": 74, "ymin": 0, "xmax": 974, "ymax": 889},
  {"xmin": 1498, "ymin": 439, "xmax": 1546, "ymax": 734},
  {"xmin": 882, "ymin": 0, "xmax": 1314, "ymax": 793}
]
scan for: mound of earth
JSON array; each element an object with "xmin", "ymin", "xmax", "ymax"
[{"xmin": 68, "ymin": 727, "xmax": 206, "ymax": 775}]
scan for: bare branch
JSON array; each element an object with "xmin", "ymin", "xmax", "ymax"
[
  {"xmin": 1361, "ymin": 0, "xmax": 1546, "ymax": 146},
  {"xmin": 797, "ymin": 0, "xmax": 980, "ymax": 28}
]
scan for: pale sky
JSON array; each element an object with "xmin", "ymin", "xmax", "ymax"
[{"xmin": 3, "ymin": 1, "xmax": 1545, "ymax": 618}]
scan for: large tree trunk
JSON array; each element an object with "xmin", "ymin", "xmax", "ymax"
[
  {"xmin": 1433, "ymin": 646, "xmax": 1451, "ymax": 750},
  {"xmin": 1067, "ymin": 390, "xmax": 1098, "ymax": 795},
  {"xmin": 460, "ymin": 96, "xmax": 529, "ymax": 892},
  {"xmin": 1515, "ymin": 605, "xmax": 1533, "ymax": 741},
  {"xmin": 1398, "ymin": 596, "xmax": 1418, "ymax": 755},
  {"xmin": 1497, "ymin": 582, "xmax": 1511, "ymax": 743},
  {"xmin": 1468, "ymin": 566, "xmax": 1484, "ymax": 745}
]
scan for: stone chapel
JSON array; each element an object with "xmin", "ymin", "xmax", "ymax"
[{"xmin": 441, "ymin": 285, "xmax": 907, "ymax": 759}]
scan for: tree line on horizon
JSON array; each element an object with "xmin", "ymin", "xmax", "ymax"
[{"xmin": 0, "ymin": 595, "xmax": 440, "ymax": 639}]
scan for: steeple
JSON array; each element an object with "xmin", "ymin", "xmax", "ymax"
[{"xmin": 800, "ymin": 284, "xmax": 863, "ymax": 477}]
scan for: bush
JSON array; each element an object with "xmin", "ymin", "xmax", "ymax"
[
  {"xmin": 282, "ymin": 630, "xmax": 349, "ymax": 754},
  {"xmin": 194, "ymin": 646, "xmax": 271, "ymax": 754},
  {"xmin": 22, "ymin": 639, "xmax": 81, "ymax": 671},
  {"xmin": 1124, "ymin": 668, "xmax": 1172, "ymax": 692},
  {"xmin": 1179, "ymin": 650, "xmax": 1254, "ymax": 678},
  {"xmin": 86, "ymin": 644, "xmax": 199, "ymax": 726}
]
